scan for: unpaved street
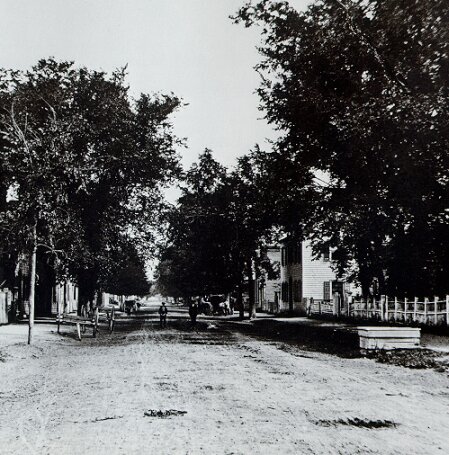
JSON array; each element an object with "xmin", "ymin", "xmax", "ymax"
[{"xmin": 1, "ymin": 306, "xmax": 449, "ymax": 455}]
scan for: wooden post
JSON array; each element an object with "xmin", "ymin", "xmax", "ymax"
[
  {"xmin": 380, "ymin": 295, "xmax": 385, "ymax": 322},
  {"xmin": 76, "ymin": 322, "xmax": 81, "ymax": 341},
  {"xmin": 404, "ymin": 297, "xmax": 408, "ymax": 322},
  {"xmin": 318, "ymin": 299, "xmax": 321, "ymax": 315},
  {"xmin": 446, "ymin": 295, "xmax": 449, "ymax": 327},
  {"xmin": 394, "ymin": 297, "xmax": 398, "ymax": 322},
  {"xmin": 414, "ymin": 297, "xmax": 418, "ymax": 322},
  {"xmin": 434, "ymin": 297, "xmax": 439, "ymax": 325},
  {"xmin": 109, "ymin": 307, "xmax": 115, "ymax": 333},
  {"xmin": 93, "ymin": 307, "xmax": 99, "ymax": 338},
  {"xmin": 57, "ymin": 289, "xmax": 62, "ymax": 334},
  {"xmin": 333, "ymin": 293, "xmax": 339, "ymax": 317},
  {"xmin": 112, "ymin": 306, "xmax": 115, "ymax": 332},
  {"xmin": 385, "ymin": 296, "xmax": 389, "ymax": 322},
  {"xmin": 424, "ymin": 297, "xmax": 429, "ymax": 324}
]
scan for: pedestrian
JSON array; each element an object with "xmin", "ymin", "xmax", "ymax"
[
  {"xmin": 189, "ymin": 300, "xmax": 199, "ymax": 327},
  {"xmin": 158, "ymin": 301, "xmax": 168, "ymax": 328}
]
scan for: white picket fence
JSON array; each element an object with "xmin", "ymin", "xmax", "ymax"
[{"xmin": 308, "ymin": 295, "xmax": 449, "ymax": 327}]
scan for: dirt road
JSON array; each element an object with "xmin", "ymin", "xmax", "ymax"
[{"xmin": 1, "ymin": 305, "xmax": 448, "ymax": 454}]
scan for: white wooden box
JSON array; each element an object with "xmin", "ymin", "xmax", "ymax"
[{"xmin": 357, "ymin": 327, "xmax": 421, "ymax": 351}]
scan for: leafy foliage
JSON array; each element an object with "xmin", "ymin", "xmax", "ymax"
[
  {"xmin": 156, "ymin": 149, "xmax": 277, "ymax": 304},
  {"xmin": 0, "ymin": 59, "xmax": 181, "ymax": 303},
  {"xmin": 235, "ymin": 0, "xmax": 449, "ymax": 296},
  {"xmin": 103, "ymin": 243, "xmax": 150, "ymax": 297}
]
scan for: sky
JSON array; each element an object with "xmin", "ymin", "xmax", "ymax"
[{"xmin": 0, "ymin": 0, "xmax": 309, "ymax": 171}]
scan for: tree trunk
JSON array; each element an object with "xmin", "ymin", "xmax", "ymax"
[
  {"xmin": 247, "ymin": 260, "xmax": 256, "ymax": 319},
  {"xmin": 27, "ymin": 223, "xmax": 37, "ymax": 345}
]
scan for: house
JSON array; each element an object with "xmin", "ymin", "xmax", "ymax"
[
  {"xmin": 279, "ymin": 238, "xmax": 358, "ymax": 314},
  {"xmin": 14, "ymin": 254, "xmax": 79, "ymax": 317}
]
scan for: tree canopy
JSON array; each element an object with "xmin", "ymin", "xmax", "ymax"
[
  {"xmin": 235, "ymin": 0, "xmax": 449, "ymax": 296},
  {"xmin": 156, "ymin": 148, "xmax": 278, "ymax": 317},
  {"xmin": 0, "ymin": 58, "xmax": 181, "ymax": 309}
]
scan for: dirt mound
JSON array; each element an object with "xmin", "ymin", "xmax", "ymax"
[{"xmin": 369, "ymin": 349, "xmax": 449, "ymax": 372}]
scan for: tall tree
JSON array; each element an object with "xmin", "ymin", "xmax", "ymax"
[
  {"xmin": 235, "ymin": 0, "xmax": 449, "ymax": 296},
  {"xmin": 0, "ymin": 59, "xmax": 181, "ymax": 341},
  {"xmin": 157, "ymin": 148, "xmax": 277, "ymax": 318},
  {"xmin": 0, "ymin": 60, "xmax": 82, "ymax": 342},
  {"xmin": 157, "ymin": 150, "xmax": 234, "ymax": 298}
]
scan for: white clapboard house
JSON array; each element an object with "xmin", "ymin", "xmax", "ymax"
[{"xmin": 279, "ymin": 238, "xmax": 358, "ymax": 314}]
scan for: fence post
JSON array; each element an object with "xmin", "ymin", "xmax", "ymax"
[
  {"xmin": 434, "ymin": 297, "xmax": 439, "ymax": 325},
  {"xmin": 385, "ymin": 296, "xmax": 389, "ymax": 322},
  {"xmin": 404, "ymin": 297, "xmax": 408, "ymax": 321},
  {"xmin": 380, "ymin": 295, "xmax": 385, "ymax": 321},
  {"xmin": 414, "ymin": 297, "xmax": 418, "ymax": 322},
  {"xmin": 446, "ymin": 295, "xmax": 449, "ymax": 327},
  {"xmin": 394, "ymin": 297, "xmax": 398, "ymax": 322},
  {"xmin": 424, "ymin": 297, "xmax": 429, "ymax": 324},
  {"xmin": 318, "ymin": 299, "xmax": 321, "ymax": 315}
]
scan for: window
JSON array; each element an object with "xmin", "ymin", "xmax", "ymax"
[
  {"xmin": 283, "ymin": 244, "xmax": 302, "ymax": 265},
  {"xmin": 323, "ymin": 281, "xmax": 331, "ymax": 300},
  {"xmin": 323, "ymin": 248, "xmax": 330, "ymax": 262}
]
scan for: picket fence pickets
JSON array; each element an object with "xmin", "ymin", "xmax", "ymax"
[{"xmin": 308, "ymin": 295, "xmax": 449, "ymax": 327}]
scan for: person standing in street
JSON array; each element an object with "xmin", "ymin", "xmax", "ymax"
[
  {"xmin": 158, "ymin": 301, "xmax": 168, "ymax": 328},
  {"xmin": 189, "ymin": 300, "xmax": 199, "ymax": 328}
]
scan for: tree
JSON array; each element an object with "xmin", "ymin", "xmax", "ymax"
[
  {"xmin": 157, "ymin": 150, "xmax": 235, "ymax": 299},
  {"xmin": 61, "ymin": 65, "xmax": 181, "ymax": 307},
  {"xmin": 0, "ymin": 59, "xmax": 181, "ymax": 341},
  {"xmin": 235, "ymin": 0, "xmax": 449, "ymax": 296},
  {"xmin": 104, "ymin": 243, "xmax": 150, "ymax": 296},
  {"xmin": 0, "ymin": 60, "xmax": 83, "ymax": 342},
  {"xmin": 157, "ymin": 148, "xmax": 278, "ymax": 318}
]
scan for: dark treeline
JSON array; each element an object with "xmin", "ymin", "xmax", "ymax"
[{"xmin": 157, "ymin": 0, "xmax": 449, "ymax": 305}]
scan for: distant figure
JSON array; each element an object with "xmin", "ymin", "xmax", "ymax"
[
  {"xmin": 189, "ymin": 301, "xmax": 199, "ymax": 327},
  {"xmin": 158, "ymin": 302, "xmax": 168, "ymax": 328}
]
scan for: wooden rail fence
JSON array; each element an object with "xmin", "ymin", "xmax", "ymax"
[{"xmin": 308, "ymin": 295, "xmax": 449, "ymax": 327}]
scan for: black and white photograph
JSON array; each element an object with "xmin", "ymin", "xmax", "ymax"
[{"xmin": 1, "ymin": 1, "xmax": 449, "ymax": 454}]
